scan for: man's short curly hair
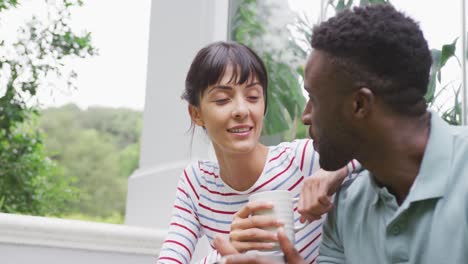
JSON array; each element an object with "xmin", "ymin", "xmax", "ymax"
[{"xmin": 311, "ymin": 4, "xmax": 432, "ymax": 116}]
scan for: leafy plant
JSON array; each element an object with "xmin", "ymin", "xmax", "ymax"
[
  {"xmin": 0, "ymin": 0, "xmax": 95, "ymax": 215},
  {"xmin": 427, "ymin": 39, "xmax": 462, "ymax": 125},
  {"xmin": 232, "ymin": 0, "xmax": 307, "ymax": 139}
]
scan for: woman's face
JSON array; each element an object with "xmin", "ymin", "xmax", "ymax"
[{"xmin": 190, "ymin": 65, "xmax": 265, "ymax": 155}]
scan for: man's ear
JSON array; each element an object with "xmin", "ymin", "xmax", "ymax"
[
  {"xmin": 351, "ymin": 87, "xmax": 374, "ymax": 119},
  {"xmin": 188, "ymin": 105, "xmax": 204, "ymax": 127}
]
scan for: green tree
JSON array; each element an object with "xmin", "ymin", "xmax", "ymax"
[
  {"xmin": 39, "ymin": 105, "xmax": 141, "ymax": 219},
  {"xmin": 0, "ymin": 0, "xmax": 95, "ymax": 215},
  {"xmin": 62, "ymin": 129, "xmax": 126, "ymax": 217},
  {"xmin": 80, "ymin": 107, "xmax": 142, "ymax": 148}
]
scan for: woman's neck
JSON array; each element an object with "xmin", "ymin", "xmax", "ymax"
[{"xmin": 215, "ymin": 144, "xmax": 269, "ymax": 191}]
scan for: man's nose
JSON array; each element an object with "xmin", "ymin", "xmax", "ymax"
[{"xmin": 301, "ymin": 101, "xmax": 312, "ymax": 125}]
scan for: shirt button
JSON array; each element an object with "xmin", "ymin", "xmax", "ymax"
[{"xmin": 391, "ymin": 225, "xmax": 401, "ymax": 235}]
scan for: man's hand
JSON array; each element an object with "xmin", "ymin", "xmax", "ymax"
[
  {"xmin": 298, "ymin": 167, "xmax": 347, "ymax": 223},
  {"xmin": 214, "ymin": 228, "xmax": 306, "ymax": 264}
]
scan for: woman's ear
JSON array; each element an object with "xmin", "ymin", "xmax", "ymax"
[{"xmin": 188, "ymin": 105, "xmax": 204, "ymax": 127}]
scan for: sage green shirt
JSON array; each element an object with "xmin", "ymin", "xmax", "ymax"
[{"xmin": 318, "ymin": 113, "xmax": 468, "ymax": 264}]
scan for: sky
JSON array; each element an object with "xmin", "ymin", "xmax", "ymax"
[
  {"xmin": 2, "ymin": 0, "xmax": 151, "ymax": 111},
  {"xmin": 2, "ymin": 0, "xmax": 463, "ymax": 111},
  {"xmin": 289, "ymin": 0, "xmax": 462, "ymax": 54}
]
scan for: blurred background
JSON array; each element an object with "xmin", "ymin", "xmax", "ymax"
[{"xmin": 0, "ymin": 0, "xmax": 464, "ymax": 225}]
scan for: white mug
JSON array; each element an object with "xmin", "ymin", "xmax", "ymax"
[{"xmin": 248, "ymin": 190, "xmax": 309, "ymax": 251}]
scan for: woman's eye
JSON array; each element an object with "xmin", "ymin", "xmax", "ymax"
[
  {"xmin": 214, "ymin": 98, "xmax": 229, "ymax": 104},
  {"xmin": 247, "ymin": 96, "xmax": 259, "ymax": 101}
]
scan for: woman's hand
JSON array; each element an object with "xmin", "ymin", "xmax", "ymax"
[
  {"xmin": 215, "ymin": 228, "xmax": 306, "ymax": 264},
  {"xmin": 297, "ymin": 167, "xmax": 348, "ymax": 222},
  {"xmin": 229, "ymin": 201, "xmax": 284, "ymax": 253}
]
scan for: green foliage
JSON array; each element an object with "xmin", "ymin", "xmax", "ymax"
[
  {"xmin": 427, "ymin": 39, "xmax": 458, "ymax": 103},
  {"xmin": 232, "ymin": 0, "xmax": 307, "ymax": 139},
  {"xmin": 333, "ymin": 0, "xmax": 354, "ymax": 12},
  {"xmin": 0, "ymin": 0, "xmax": 18, "ymax": 12},
  {"xmin": 0, "ymin": 0, "xmax": 95, "ymax": 216},
  {"xmin": 426, "ymin": 39, "xmax": 462, "ymax": 125},
  {"xmin": 39, "ymin": 105, "xmax": 142, "ymax": 218},
  {"xmin": 0, "ymin": 117, "xmax": 78, "ymax": 215},
  {"xmin": 58, "ymin": 212, "xmax": 125, "ymax": 224},
  {"xmin": 233, "ymin": 0, "xmax": 463, "ymax": 144},
  {"xmin": 80, "ymin": 107, "xmax": 142, "ymax": 148},
  {"xmin": 330, "ymin": 0, "xmax": 391, "ymax": 12}
]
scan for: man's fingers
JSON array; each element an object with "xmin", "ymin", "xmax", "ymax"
[
  {"xmin": 224, "ymin": 254, "xmax": 275, "ymax": 264},
  {"xmin": 214, "ymin": 236, "xmax": 238, "ymax": 256},
  {"xmin": 277, "ymin": 229, "xmax": 305, "ymax": 264},
  {"xmin": 234, "ymin": 201, "xmax": 273, "ymax": 219}
]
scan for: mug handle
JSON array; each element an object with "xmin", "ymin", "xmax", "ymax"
[{"xmin": 292, "ymin": 197, "xmax": 310, "ymax": 232}]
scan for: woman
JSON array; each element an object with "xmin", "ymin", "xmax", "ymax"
[{"xmin": 157, "ymin": 41, "xmax": 359, "ymax": 264}]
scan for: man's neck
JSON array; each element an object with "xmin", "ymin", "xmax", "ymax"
[{"xmin": 359, "ymin": 112, "xmax": 431, "ymax": 205}]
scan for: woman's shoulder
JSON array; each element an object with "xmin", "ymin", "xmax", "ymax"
[
  {"xmin": 271, "ymin": 138, "xmax": 313, "ymax": 155},
  {"xmin": 182, "ymin": 159, "xmax": 220, "ymax": 180}
]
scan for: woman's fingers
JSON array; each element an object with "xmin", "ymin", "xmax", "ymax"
[
  {"xmin": 233, "ymin": 201, "xmax": 273, "ymax": 219},
  {"xmin": 297, "ymin": 170, "xmax": 335, "ymax": 222},
  {"xmin": 229, "ymin": 201, "xmax": 283, "ymax": 253},
  {"xmin": 230, "ymin": 227, "xmax": 278, "ymax": 242},
  {"xmin": 214, "ymin": 235, "xmax": 239, "ymax": 256},
  {"xmin": 230, "ymin": 240, "xmax": 277, "ymax": 253},
  {"xmin": 231, "ymin": 214, "xmax": 283, "ymax": 230}
]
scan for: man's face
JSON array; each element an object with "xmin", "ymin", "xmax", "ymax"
[{"xmin": 302, "ymin": 51, "xmax": 354, "ymax": 171}]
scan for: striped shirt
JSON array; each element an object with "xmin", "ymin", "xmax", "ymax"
[{"xmin": 157, "ymin": 139, "xmax": 356, "ymax": 264}]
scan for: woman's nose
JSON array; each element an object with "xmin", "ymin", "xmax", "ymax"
[{"xmin": 231, "ymin": 99, "xmax": 249, "ymax": 119}]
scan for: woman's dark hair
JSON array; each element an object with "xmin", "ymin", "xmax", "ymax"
[
  {"xmin": 311, "ymin": 4, "xmax": 432, "ymax": 116},
  {"xmin": 183, "ymin": 41, "xmax": 268, "ymax": 113}
]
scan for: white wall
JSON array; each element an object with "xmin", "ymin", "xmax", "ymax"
[
  {"xmin": 0, "ymin": 213, "xmax": 164, "ymax": 264},
  {"xmin": 125, "ymin": 0, "xmax": 229, "ymax": 262},
  {"xmin": 126, "ymin": 0, "xmax": 228, "ymax": 229},
  {"xmin": 0, "ymin": 244, "xmax": 153, "ymax": 264}
]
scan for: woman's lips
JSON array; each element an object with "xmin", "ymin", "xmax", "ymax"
[{"xmin": 227, "ymin": 126, "xmax": 253, "ymax": 138}]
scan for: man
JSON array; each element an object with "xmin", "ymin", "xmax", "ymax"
[{"xmin": 214, "ymin": 4, "xmax": 468, "ymax": 263}]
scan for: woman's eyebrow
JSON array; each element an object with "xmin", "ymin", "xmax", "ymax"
[
  {"xmin": 246, "ymin": 82, "xmax": 261, "ymax": 89},
  {"xmin": 207, "ymin": 85, "xmax": 232, "ymax": 94},
  {"xmin": 207, "ymin": 82, "xmax": 260, "ymax": 94}
]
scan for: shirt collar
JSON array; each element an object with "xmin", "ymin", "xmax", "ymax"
[
  {"xmin": 369, "ymin": 111, "xmax": 454, "ymax": 205},
  {"xmin": 406, "ymin": 111, "xmax": 453, "ymax": 202}
]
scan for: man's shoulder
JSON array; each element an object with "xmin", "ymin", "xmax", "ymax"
[
  {"xmin": 334, "ymin": 170, "xmax": 374, "ymax": 215},
  {"xmin": 453, "ymin": 125, "xmax": 468, "ymax": 150},
  {"xmin": 451, "ymin": 126, "xmax": 468, "ymax": 173}
]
